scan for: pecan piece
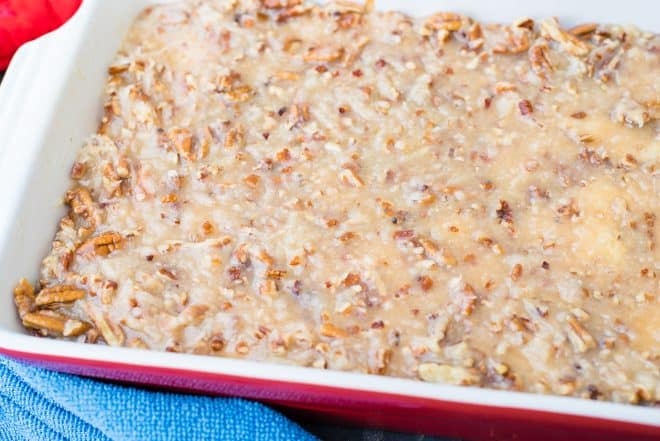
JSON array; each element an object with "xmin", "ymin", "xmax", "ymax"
[
  {"xmin": 84, "ymin": 304, "xmax": 125, "ymax": 347},
  {"xmin": 22, "ymin": 312, "xmax": 66, "ymax": 334},
  {"xmin": 243, "ymin": 174, "xmax": 261, "ymax": 189},
  {"xmin": 223, "ymin": 85, "xmax": 253, "ymax": 102},
  {"xmin": 161, "ymin": 193, "xmax": 178, "ymax": 204},
  {"xmin": 529, "ymin": 43, "xmax": 553, "ymax": 79},
  {"xmin": 22, "ymin": 312, "xmax": 88, "ymax": 337},
  {"xmin": 418, "ymin": 237, "xmax": 456, "ymax": 267},
  {"xmin": 260, "ymin": 279, "xmax": 279, "ymax": 296},
  {"xmin": 569, "ymin": 23, "xmax": 598, "ymax": 37},
  {"xmin": 76, "ymin": 231, "xmax": 124, "ymax": 258},
  {"xmin": 343, "ymin": 272, "xmax": 361, "ymax": 286},
  {"xmin": 418, "ymin": 275, "xmax": 434, "ymax": 291},
  {"xmin": 224, "ymin": 126, "xmax": 244, "ymax": 149},
  {"xmin": 566, "ymin": 315, "xmax": 596, "ymax": 353},
  {"xmin": 510, "ymin": 264, "xmax": 523, "ymax": 281},
  {"xmin": 261, "ymin": 0, "xmax": 302, "ymax": 9},
  {"xmin": 493, "ymin": 26, "xmax": 530, "ymax": 54},
  {"xmin": 418, "ymin": 363, "xmax": 480, "ymax": 385},
  {"xmin": 13, "ymin": 278, "xmax": 35, "ymax": 318},
  {"xmin": 518, "ymin": 100, "xmax": 533, "ymax": 116},
  {"xmin": 107, "ymin": 62, "xmax": 129, "ymax": 75},
  {"xmin": 339, "ymin": 168, "xmax": 364, "ymax": 187},
  {"xmin": 65, "ymin": 187, "xmax": 98, "ymax": 236},
  {"xmin": 266, "ymin": 269, "xmax": 287, "ymax": 280},
  {"xmin": 368, "ymin": 348, "xmax": 392, "ymax": 375},
  {"xmin": 393, "ymin": 229, "xmax": 415, "ymax": 240},
  {"xmin": 303, "ymin": 46, "xmax": 345, "ymax": 63},
  {"xmin": 168, "ymin": 127, "xmax": 194, "ymax": 161},
  {"xmin": 62, "ymin": 319, "xmax": 91, "ymax": 337},
  {"xmin": 35, "ymin": 285, "xmax": 86, "ymax": 306},
  {"xmin": 320, "ymin": 323, "xmax": 348, "ymax": 338},
  {"xmin": 70, "ymin": 162, "xmax": 86, "ymax": 180},
  {"xmin": 539, "ymin": 18, "xmax": 590, "ymax": 56},
  {"xmin": 496, "ymin": 199, "xmax": 514, "ymax": 223},
  {"xmin": 424, "ymin": 12, "xmax": 464, "ymax": 32}
]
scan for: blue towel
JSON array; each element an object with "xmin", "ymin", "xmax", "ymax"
[{"xmin": 0, "ymin": 355, "xmax": 315, "ymax": 441}]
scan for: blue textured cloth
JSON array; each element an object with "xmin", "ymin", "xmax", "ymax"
[{"xmin": 0, "ymin": 355, "xmax": 315, "ymax": 441}]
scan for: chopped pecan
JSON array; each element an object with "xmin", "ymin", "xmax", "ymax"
[
  {"xmin": 540, "ymin": 18, "xmax": 590, "ymax": 56},
  {"xmin": 243, "ymin": 174, "xmax": 261, "ymax": 188},
  {"xmin": 518, "ymin": 100, "xmax": 533, "ymax": 116},
  {"xmin": 116, "ymin": 157, "xmax": 130, "ymax": 178},
  {"xmin": 368, "ymin": 348, "xmax": 392, "ymax": 375},
  {"xmin": 418, "ymin": 363, "xmax": 480, "ymax": 385},
  {"xmin": 424, "ymin": 12, "xmax": 464, "ymax": 32},
  {"xmin": 418, "ymin": 275, "xmax": 434, "ymax": 291},
  {"xmin": 13, "ymin": 278, "xmax": 35, "ymax": 318},
  {"xmin": 224, "ymin": 85, "xmax": 253, "ymax": 103},
  {"xmin": 157, "ymin": 268, "xmax": 177, "ymax": 281},
  {"xmin": 342, "ymin": 273, "xmax": 361, "ymax": 286},
  {"xmin": 260, "ymin": 279, "xmax": 279, "ymax": 296},
  {"xmin": 339, "ymin": 168, "xmax": 364, "ymax": 187},
  {"xmin": 336, "ymin": 11, "xmax": 362, "ymax": 29},
  {"xmin": 224, "ymin": 126, "xmax": 244, "ymax": 149},
  {"xmin": 22, "ymin": 312, "xmax": 65, "ymax": 334},
  {"xmin": 62, "ymin": 319, "xmax": 91, "ymax": 337},
  {"xmin": 450, "ymin": 280, "xmax": 477, "ymax": 316},
  {"xmin": 84, "ymin": 304, "xmax": 125, "ymax": 346},
  {"xmin": 494, "ymin": 82, "xmax": 517, "ymax": 93},
  {"xmin": 393, "ymin": 230, "xmax": 415, "ymax": 240},
  {"xmin": 128, "ymin": 338, "xmax": 149, "ymax": 349},
  {"xmin": 418, "ymin": 237, "xmax": 456, "ymax": 267},
  {"xmin": 587, "ymin": 44, "xmax": 623, "ymax": 83},
  {"xmin": 493, "ymin": 26, "xmax": 530, "ymax": 54},
  {"xmin": 261, "ymin": 0, "xmax": 302, "ymax": 8},
  {"xmin": 611, "ymin": 96, "xmax": 653, "ymax": 128},
  {"xmin": 303, "ymin": 46, "xmax": 345, "ymax": 63},
  {"xmin": 228, "ymin": 266, "xmax": 242, "ymax": 281},
  {"xmin": 266, "ymin": 269, "xmax": 287, "ymax": 280},
  {"xmin": 107, "ymin": 62, "xmax": 129, "ymax": 75},
  {"xmin": 65, "ymin": 187, "xmax": 98, "ymax": 236},
  {"xmin": 168, "ymin": 127, "xmax": 194, "ymax": 160},
  {"xmin": 76, "ymin": 231, "xmax": 124, "ymax": 258},
  {"xmin": 510, "ymin": 264, "xmax": 523, "ymax": 282},
  {"xmin": 161, "ymin": 193, "xmax": 177, "ymax": 204},
  {"xmin": 529, "ymin": 43, "xmax": 553, "ymax": 79},
  {"xmin": 569, "ymin": 23, "xmax": 598, "ymax": 37},
  {"xmin": 70, "ymin": 162, "xmax": 86, "ymax": 180},
  {"xmin": 513, "ymin": 17, "xmax": 534, "ymax": 30},
  {"xmin": 566, "ymin": 315, "xmax": 596, "ymax": 353},
  {"xmin": 289, "ymin": 103, "xmax": 310, "ymax": 128},
  {"xmin": 35, "ymin": 285, "xmax": 86, "ymax": 306},
  {"xmin": 320, "ymin": 323, "xmax": 348, "ymax": 338},
  {"xmin": 338, "ymin": 231, "xmax": 357, "ymax": 242},
  {"xmin": 496, "ymin": 200, "xmax": 514, "ymax": 224}
]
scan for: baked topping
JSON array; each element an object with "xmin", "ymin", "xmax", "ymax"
[{"xmin": 14, "ymin": 0, "xmax": 659, "ymax": 405}]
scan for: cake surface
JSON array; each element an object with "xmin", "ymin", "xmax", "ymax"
[{"xmin": 14, "ymin": 0, "xmax": 659, "ymax": 404}]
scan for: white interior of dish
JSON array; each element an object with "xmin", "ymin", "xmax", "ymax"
[{"xmin": 0, "ymin": 0, "xmax": 657, "ymax": 427}]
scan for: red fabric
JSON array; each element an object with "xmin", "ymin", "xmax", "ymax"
[{"xmin": 0, "ymin": 0, "xmax": 82, "ymax": 69}]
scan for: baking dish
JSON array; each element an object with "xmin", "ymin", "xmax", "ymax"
[{"xmin": 0, "ymin": 1, "xmax": 658, "ymax": 439}]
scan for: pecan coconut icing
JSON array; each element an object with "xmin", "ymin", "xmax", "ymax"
[{"xmin": 14, "ymin": 0, "xmax": 659, "ymax": 404}]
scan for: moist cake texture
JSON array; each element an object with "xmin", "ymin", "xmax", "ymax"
[{"xmin": 13, "ymin": 0, "xmax": 660, "ymax": 404}]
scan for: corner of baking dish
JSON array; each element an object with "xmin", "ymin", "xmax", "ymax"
[
  {"xmin": 0, "ymin": 0, "xmax": 100, "ymax": 258},
  {"xmin": 0, "ymin": 0, "xmax": 657, "ymax": 433},
  {"xmin": 0, "ymin": 3, "xmax": 94, "ymax": 338},
  {"xmin": 0, "ymin": 0, "xmax": 148, "ymax": 341}
]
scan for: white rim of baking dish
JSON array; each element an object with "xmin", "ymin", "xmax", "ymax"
[
  {"xmin": 0, "ymin": 0, "xmax": 657, "ymax": 429},
  {"xmin": 2, "ymin": 332, "xmax": 659, "ymax": 427}
]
